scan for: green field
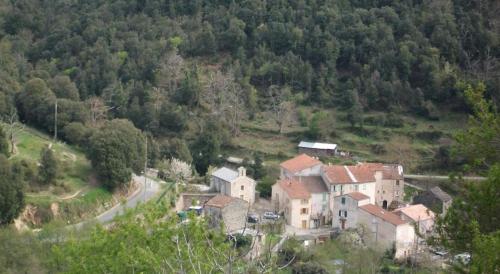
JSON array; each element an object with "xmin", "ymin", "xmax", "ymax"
[{"xmin": 4, "ymin": 124, "xmax": 113, "ymax": 226}]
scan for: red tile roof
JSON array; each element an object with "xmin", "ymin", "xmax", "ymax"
[
  {"xmin": 277, "ymin": 178, "xmax": 311, "ymax": 199},
  {"xmin": 205, "ymin": 195, "xmax": 241, "ymax": 208},
  {"xmin": 347, "ymin": 191, "xmax": 370, "ymax": 201},
  {"xmin": 322, "ymin": 165, "xmax": 375, "ymax": 184},
  {"xmin": 360, "ymin": 163, "xmax": 404, "ymax": 180},
  {"xmin": 394, "ymin": 204, "xmax": 435, "ymax": 222},
  {"xmin": 280, "ymin": 154, "xmax": 322, "ymax": 173},
  {"xmin": 323, "ymin": 165, "xmax": 351, "ymax": 184},
  {"xmin": 359, "ymin": 204, "xmax": 407, "ymax": 226},
  {"xmin": 346, "ymin": 165, "xmax": 376, "ymax": 182}
]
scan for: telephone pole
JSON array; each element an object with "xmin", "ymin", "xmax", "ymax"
[
  {"xmin": 54, "ymin": 99, "xmax": 58, "ymax": 140},
  {"xmin": 143, "ymin": 135, "xmax": 148, "ymax": 202}
]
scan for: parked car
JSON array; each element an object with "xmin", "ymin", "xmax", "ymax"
[
  {"xmin": 247, "ymin": 214, "xmax": 259, "ymax": 223},
  {"xmin": 187, "ymin": 206, "xmax": 203, "ymax": 216},
  {"xmin": 454, "ymin": 253, "xmax": 471, "ymax": 265},
  {"xmin": 263, "ymin": 212, "xmax": 280, "ymax": 220}
]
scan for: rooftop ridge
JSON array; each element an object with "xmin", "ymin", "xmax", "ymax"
[{"xmin": 344, "ymin": 165, "xmax": 357, "ymax": 182}]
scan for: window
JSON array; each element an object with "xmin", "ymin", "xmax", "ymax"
[
  {"xmin": 383, "ymin": 190, "xmax": 386, "ymax": 194},
  {"xmin": 338, "ymin": 210, "xmax": 342, "ymax": 217},
  {"xmin": 396, "ymin": 191, "xmax": 399, "ymax": 196},
  {"xmin": 301, "ymin": 208, "xmax": 308, "ymax": 214},
  {"xmin": 344, "ymin": 211, "xmax": 348, "ymax": 218},
  {"xmin": 354, "ymin": 185, "xmax": 359, "ymax": 191},
  {"xmin": 333, "ymin": 185, "xmax": 336, "ymax": 192},
  {"xmin": 396, "ymin": 180, "xmax": 400, "ymax": 186},
  {"xmin": 341, "ymin": 197, "xmax": 346, "ymax": 205},
  {"xmin": 241, "ymin": 185, "xmax": 244, "ymax": 191},
  {"xmin": 301, "ymin": 199, "xmax": 308, "ymax": 204}
]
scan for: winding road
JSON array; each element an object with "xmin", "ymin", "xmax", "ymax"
[{"xmin": 70, "ymin": 174, "xmax": 162, "ymax": 230}]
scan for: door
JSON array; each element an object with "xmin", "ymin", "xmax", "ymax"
[
  {"xmin": 382, "ymin": 200, "xmax": 388, "ymax": 209},
  {"xmin": 302, "ymin": 220, "xmax": 307, "ymax": 229},
  {"xmin": 340, "ymin": 219, "xmax": 346, "ymax": 230}
]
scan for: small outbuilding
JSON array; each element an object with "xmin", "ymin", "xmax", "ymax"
[{"xmin": 298, "ymin": 141, "xmax": 338, "ymax": 157}]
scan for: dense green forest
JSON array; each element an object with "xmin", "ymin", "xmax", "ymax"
[{"xmin": 0, "ymin": 0, "xmax": 498, "ymax": 177}]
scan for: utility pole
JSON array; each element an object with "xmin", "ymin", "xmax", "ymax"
[
  {"xmin": 54, "ymin": 99, "xmax": 58, "ymax": 140},
  {"xmin": 143, "ymin": 135, "xmax": 148, "ymax": 202},
  {"xmin": 372, "ymin": 219, "xmax": 379, "ymax": 244}
]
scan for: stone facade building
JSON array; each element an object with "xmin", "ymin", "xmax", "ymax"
[
  {"xmin": 332, "ymin": 192, "xmax": 370, "ymax": 230},
  {"xmin": 413, "ymin": 186, "xmax": 452, "ymax": 215},
  {"xmin": 204, "ymin": 195, "xmax": 249, "ymax": 233}
]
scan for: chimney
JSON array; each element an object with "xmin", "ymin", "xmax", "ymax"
[{"xmin": 238, "ymin": 166, "xmax": 246, "ymax": 177}]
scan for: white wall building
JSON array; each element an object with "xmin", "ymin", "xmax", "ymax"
[{"xmin": 332, "ymin": 192, "xmax": 371, "ymax": 230}]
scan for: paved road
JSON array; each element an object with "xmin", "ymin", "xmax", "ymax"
[
  {"xmin": 70, "ymin": 174, "xmax": 161, "ymax": 229},
  {"xmin": 404, "ymin": 174, "xmax": 486, "ymax": 181}
]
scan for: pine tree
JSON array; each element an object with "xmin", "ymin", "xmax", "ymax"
[
  {"xmin": 38, "ymin": 147, "xmax": 58, "ymax": 185},
  {"xmin": 0, "ymin": 126, "xmax": 9, "ymax": 157}
]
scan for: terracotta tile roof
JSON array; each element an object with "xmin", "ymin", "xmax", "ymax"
[
  {"xmin": 360, "ymin": 163, "xmax": 404, "ymax": 180},
  {"xmin": 322, "ymin": 165, "xmax": 352, "ymax": 184},
  {"xmin": 359, "ymin": 204, "xmax": 407, "ymax": 226},
  {"xmin": 295, "ymin": 176, "xmax": 328, "ymax": 193},
  {"xmin": 205, "ymin": 195, "xmax": 240, "ymax": 208},
  {"xmin": 278, "ymin": 178, "xmax": 311, "ymax": 199},
  {"xmin": 322, "ymin": 165, "xmax": 375, "ymax": 184},
  {"xmin": 280, "ymin": 154, "xmax": 322, "ymax": 173},
  {"xmin": 394, "ymin": 204, "xmax": 435, "ymax": 222},
  {"xmin": 347, "ymin": 191, "xmax": 370, "ymax": 201},
  {"xmin": 346, "ymin": 165, "xmax": 376, "ymax": 182}
]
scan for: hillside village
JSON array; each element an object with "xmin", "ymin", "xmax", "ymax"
[{"xmin": 173, "ymin": 143, "xmax": 454, "ymax": 264}]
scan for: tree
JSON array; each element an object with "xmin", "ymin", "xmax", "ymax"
[
  {"xmin": 0, "ymin": 155, "xmax": 24, "ymax": 225},
  {"xmin": 267, "ymin": 85, "xmax": 293, "ymax": 134},
  {"xmin": 346, "ymin": 89, "xmax": 363, "ymax": 128},
  {"xmin": 0, "ymin": 125, "xmax": 9, "ymax": 157},
  {"xmin": 50, "ymin": 203, "xmax": 234, "ymax": 273},
  {"xmin": 455, "ymin": 82, "xmax": 500, "ymax": 171},
  {"xmin": 38, "ymin": 146, "xmax": 58, "ymax": 185},
  {"xmin": 48, "ymin": 75, "xmax": 80, "ymax": 101},
  {"xmin": 191, "ymin": 121, "xmax": 224, "ymax": 175},
  {"xmin": 87, "ymin": 119, "xmax": 146, "ymax": 190}
]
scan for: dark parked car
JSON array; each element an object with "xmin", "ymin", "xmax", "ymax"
[{"xmin": 247, "ymin": 213, "xmax": 259, "ymax": 223}]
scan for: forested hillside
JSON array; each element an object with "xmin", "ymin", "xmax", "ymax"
[{"xmin": 0, "ymin": 0, "xmax": 498, "ymax": 175}]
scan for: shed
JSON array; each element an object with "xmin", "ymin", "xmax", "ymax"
[{"xmin": 298, "ymin": 141, "xmax": 338, "ymax": 157}]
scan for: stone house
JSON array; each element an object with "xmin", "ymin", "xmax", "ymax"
[
  {"xmin": 394, "ymin": 204, "xmax": 435, "ymax": 236},
  {"xmin": 363, "ymin": 163, "xmax": 405, "ymax": 209},
  {"xmin": 358, "ymin": 204, "xmax": 415, "ymax": 260},
  {"xmin": 298, "ymin": 141, "xmax": 337, "ymax": 157},
  {"xmin": 204, "ymin": 195, "xmax": 249, "ymax": 233},
  {"xmin": 413, "ymin": 186, "xmax": 452, "ymax": 215},
  {"xmin": 210, "ymin": 166, "xmax": 256, "ymax": 205},
  {"xmin": 279, "ymin": 153, "xmax": 322, "ymax": 179},
  {"xmin": 332, "ymin": 192, "xmax": 371, "ymax": 230}
]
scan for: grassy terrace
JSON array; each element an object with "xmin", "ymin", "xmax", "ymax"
[
  {"xmin": 4, "ymin": 124, "xmax": 113, "ymax": 226},
  {"xmin": 231, "ymin": 108, "xmax": 466, "ymax": 174}
]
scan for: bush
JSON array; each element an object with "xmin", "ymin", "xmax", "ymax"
[
  {"xmin": 384, "ymin": 113, "xmax": 404, "ymax": 128},
  {"xmin": 62, "ymin": 122, "xmax": 90, "ymax": 146}
]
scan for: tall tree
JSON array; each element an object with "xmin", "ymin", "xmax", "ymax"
[
  {"xmin": 87, "ymin": 119, "xmax": 146, "ymax": 190},
  {"xmin": 0, "ymin": 155, "xmax": 24, "ymax": 225},
  {"xmin": 38, "ymin": 146, "xmax": 58, "ymax": 185},
  {"xmin": 0, "ymin": 125, "xmax": 9, "ymax": 157}
]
